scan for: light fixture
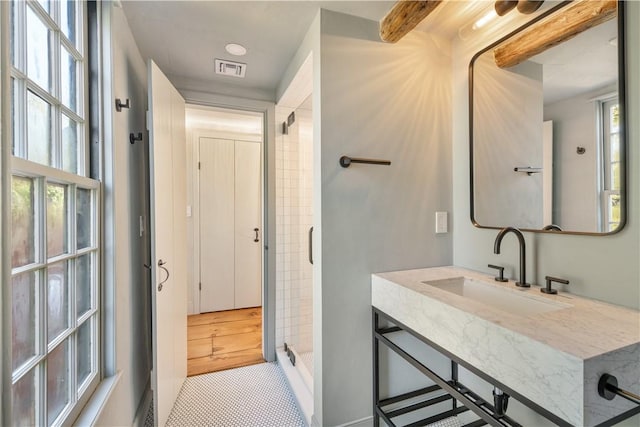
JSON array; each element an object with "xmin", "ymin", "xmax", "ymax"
[
  {"xmin": 458, "ymin": 8, "xmax": 499, "ymax": 40},
  {"xmin": 494, "ymin": 0, "xmax": 518, "ymax": 16},
  {"xmin": 517, "ymin": 0, "xmax": 544, "ymax": 14},
  {"xmin": 225, "ymin": 43, "xmax": 247, "ymax": 56}
]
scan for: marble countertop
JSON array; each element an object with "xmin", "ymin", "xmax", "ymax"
[
  {"xmin": 373, "ymin": 266, "xmax": 640, "ymax": 360},
  {"xmin": 371, "ymin": 266, "xmax": 640, "ymax": 426}
]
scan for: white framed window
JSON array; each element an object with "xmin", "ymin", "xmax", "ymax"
[
  {"xmin": 601, "ymin": 98, "xmax": 620, "ymax": 232},
  {"xmin": 9, "ymin": 1, "xmax": 101, "ymax": 425}
]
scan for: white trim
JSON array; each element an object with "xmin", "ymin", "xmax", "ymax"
[
  {"xmin": 72, "ymin": 371, "xmax": 122, "ymax": 427},
  {"xmin": 131, "ymin": 385, "xmax": 152, "ymax": 427},
  {"xmin": 277, "ymin": 350, "xmax": 312, "ymax": 426}
]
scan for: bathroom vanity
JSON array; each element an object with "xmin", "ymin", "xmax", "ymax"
[{"xmin": 371, "ymin": 266, "xmax": 640, "ymax": 426}]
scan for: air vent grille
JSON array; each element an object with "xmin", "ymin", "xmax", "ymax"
[{"xmin": 215, "ymin": 59, "xmax": 246, "ymax": 78}]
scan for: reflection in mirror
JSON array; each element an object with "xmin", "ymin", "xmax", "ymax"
[{"xmin": 470, "ymin": 2, "xmax": 625, "ymax": 234}]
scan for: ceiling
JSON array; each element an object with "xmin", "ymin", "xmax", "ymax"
[{"xmin": 121, "ymin": 1, "xmax": 396, "ymax": 101}]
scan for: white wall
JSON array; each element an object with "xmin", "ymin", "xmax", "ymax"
[{"xmin": 96, "ymin": 5, "xmax": 152, "ymax": 425}]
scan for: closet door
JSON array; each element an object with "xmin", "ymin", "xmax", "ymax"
[
  {"xmin": 199, "ymin": 138, "xmax": 235, "ymax": 313},
  {"xmin": 234, "ymin": 141, "xmax": 262, "ymax": 308}
]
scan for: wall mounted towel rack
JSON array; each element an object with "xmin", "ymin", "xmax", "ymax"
[
  {"xmin": 340, "ymin": 156, "xmax": 391, "ymax": 168},
  {"xmin": 514, "ymin": 167, "xmax": 542, "ymax": 175},
  {"xmin": 598, "ymin": 373, "xmax": 640, "ymax": 406}
]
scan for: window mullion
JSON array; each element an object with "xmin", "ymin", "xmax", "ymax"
[{"xmin": 38, "ymin": 177, "xmax": 47, "ymax": 427}]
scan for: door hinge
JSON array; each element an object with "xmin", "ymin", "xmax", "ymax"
[
  {"xmin": 199, "ymin": 282, "xmax": 202, "ymax": 291},
  {"xmin": 198, "ymin": 161, "xmax": 201, "ymax": 170},
  {"xmin": 145, "ymin": 110, "xmax": 150, "ymax": 131}
]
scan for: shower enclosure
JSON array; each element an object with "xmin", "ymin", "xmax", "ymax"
[{"xmin": 276, "ymin": 95, "xmax": 314, "ymax": 397}]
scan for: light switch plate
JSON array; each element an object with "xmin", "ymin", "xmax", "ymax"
[{"xmin": 435, "ymin": 211, "xmax": 448, "ymax": 234}]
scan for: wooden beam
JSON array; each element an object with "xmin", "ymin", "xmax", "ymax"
[
  {"xmin": 494, "ymin": 0, "xmax": 617, "ymax": 68},
  {"xmin": 380, "ymin": 0, "xmax": 443, "ymax": 43}
]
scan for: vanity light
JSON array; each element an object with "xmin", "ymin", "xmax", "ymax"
[
  {"xmin": 517, "ymin": 0, "xmax": 545, "ymax": 14},
  {"xmin": 225, "ymin": 43, "xmax": 247, "ymax": 56},
  {"xmin": 494, "ymin": 0, "xmax": 518, "ymax": 16},
  {"xmin": 458, "ymin": 8, "xmax": 499, "ymax": 39}
]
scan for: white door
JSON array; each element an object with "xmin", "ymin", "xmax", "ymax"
[
  {"xmin": 148, "ymin": 60, "xmax": 187, "ymax": 426},
  {"xmin": 198, "ymin": 138, "xmax": 262, "ymax": 312},
  {"xmin": 199, "ymin": 138, "xmax": 235, "ymax": 313},
  {"xmin": 234, "ymin": 141, "xmax": 262, "ymax": 309}
]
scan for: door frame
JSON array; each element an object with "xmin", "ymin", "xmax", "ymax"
[{"xmin": 183, "ymin": 94, "xmax": 276, "ymax": 362}]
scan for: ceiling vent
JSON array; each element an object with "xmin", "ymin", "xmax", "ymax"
[{"xmin": 215, "ymin": 59, "xmax": 246, "ymax": 78}]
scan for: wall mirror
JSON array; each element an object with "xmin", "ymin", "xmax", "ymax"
[{"xmin": 470, "ymin": 1, "xmax": 626, "ymax": 234}]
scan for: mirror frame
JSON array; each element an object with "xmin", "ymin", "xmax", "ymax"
[{"xmin": 468, "ymin": 1, "xmax": 627, "ymax": 235}]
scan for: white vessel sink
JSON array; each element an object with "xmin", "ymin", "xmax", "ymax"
[{"xmin": 422, "ymin": 276, "xmax": 570, "ymax": 316}]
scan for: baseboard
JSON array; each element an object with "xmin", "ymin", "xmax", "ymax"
[
  {"xmin": 311, "ymin": 415, "xmax": 373, "ymax": 427},
  {"xmin": 335, "ymin": 416, "xmax": 374, "ymax": 427},
  {"xmin": 131, "ymin": 385, "xmax": 153, "ymax": 427}
]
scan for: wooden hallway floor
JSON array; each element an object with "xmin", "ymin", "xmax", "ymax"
[{"xmin": 187, "ymin": 307, "xmax": 264, "ymax": 376}]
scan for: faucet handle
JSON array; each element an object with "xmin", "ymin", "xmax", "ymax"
[
  {"xmin": 542, "ymin": 276, "xmax": 569, "ymax": 294},
  {"xmin": 488, "ymin": 264, "xmax": 508, "ymax": 282}
]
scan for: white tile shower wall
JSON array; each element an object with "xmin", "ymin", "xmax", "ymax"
[{"xmin": 275, "ymin": 104, "xmax": 314, "ymax": 361}]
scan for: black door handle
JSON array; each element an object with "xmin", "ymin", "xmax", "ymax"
[
  {"xmin": 308, "ymin": 226, "xmax": 313, "ymax": 265},
  {"xmin": 254, "ymin": 228, "xmax": 259, "ymax": 242}
]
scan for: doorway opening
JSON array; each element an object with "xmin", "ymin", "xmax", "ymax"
[{"xmin": 185, "ymin": 105, "xmax": 265, "ymax": 376}]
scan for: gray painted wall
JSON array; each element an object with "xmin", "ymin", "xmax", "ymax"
[
  {"xmin": 96, "ymin": 5, "xmax": 152, "ymax": 425},
  {"xmin": 473, "ymin": 55, "xmax": 544, "ymax": 229},
  {"xmin": 453, "ymin": 3, "xmax": 640, "ymax": 309},
  {"xmin": 317, "ymin": 10, "xmax": 453, "ymax": 426}
]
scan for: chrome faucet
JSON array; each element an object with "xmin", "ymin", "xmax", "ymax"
[{"xmin": 493, "ymin": 227, "xmax": 530, "ymax": 288}]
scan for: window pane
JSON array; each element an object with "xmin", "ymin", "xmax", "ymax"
[
  {"xmin": 62, "ymin": 115, "xmax": 78, "ymax": 174},
  {"xmin": 76, "ymin": 254, "xmax": 92, "ymax": 318},
  {"xmin": 27, "ymin": 91, "xmax": 52, "ymax": 166},
  {"xmin": 611, "ymin": 162, "xmax": 620, "ymax": 191},
  {"xmin": 610, "ymin": 133, "xmax": 620, "ymax": 163},
  {"xmin": 47, "ymin": 341, "xmax": 70, "ymax": 426},
  {"xmin": 11, "ymin": 77, "xmax": 17, "ymax": 156},
  {"xmin": 27, "ymin": 6, "xmax": 51, "ymax": 92},
  {"xmin": 46, "ymin": 183, "xmax": 68, "ymax": 257},
  {"xmin": 608, "ymin": 194, "xmax": 620, "ymax": 231},
  {"xmin": 610, "ymin": 104, "xmax": 619, "ymax": 133},
  {"xmin": 12, "ymin": 367, "xmax": 38, "ymax": 426},
  {"xmin": 11, "ymin": 176, "xmax": 36, "ymax": 268},
  {"xmin": 61, "ymin": 48, "xmax": 78, "ymax": 113},
  {"xmin": 77, "ymin": 318, "xmax": 93, "ymax": 388},
  {"xmin": 77, "ymin": 188, "xmax": 91, "ymax": 249},
  {"xmin": 60, "ymin": 0, "xmax": 77, "ymax": 45},
  {"xmin": 10, "ymin": 1, "xmax": 18, "ymax": 68},
  {"xmin": 47, "ymin": 261, "xmax": 69, "ymax": 343},
  {"xmin": 12, "ymin": 272, "xmax": 38, "ymax": 372}
]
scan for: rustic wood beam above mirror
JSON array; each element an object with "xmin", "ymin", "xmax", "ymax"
[
  {"xmin": 494, "ymin": 0, "xmax": 617, "ymax": 68},
  {"xmin": 380, "ymin": 0, "xmax": 442, "ymax": 43}
]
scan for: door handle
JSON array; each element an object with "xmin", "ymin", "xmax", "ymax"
[
  {"xmin": 308, "ymin": 226, "xmax": 313, "ymax": 265},
  {"xmin": 254, "ymin": 228, "xmax": 260, "ymax": 242},
  {"xmin": 157, "ymin": 259, "xmax": 170, "ymax": 291}
]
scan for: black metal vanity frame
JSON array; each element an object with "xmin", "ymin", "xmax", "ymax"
[
  {"xmin": 373, "ymin": 308, "xmax": 640, "ymax": 427},
  {"xmin": 373, "ymin": 308, "xmax": 562, "ymax": 427}
]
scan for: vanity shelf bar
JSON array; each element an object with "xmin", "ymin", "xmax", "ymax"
[{"xmin": 373, "ymin": 308, "xmax": 572, "ymax": 427}]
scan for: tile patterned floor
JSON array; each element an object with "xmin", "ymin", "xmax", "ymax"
[{"xmin": 167, "ymin": 362, "xmax": 305, "ymax": 427}]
